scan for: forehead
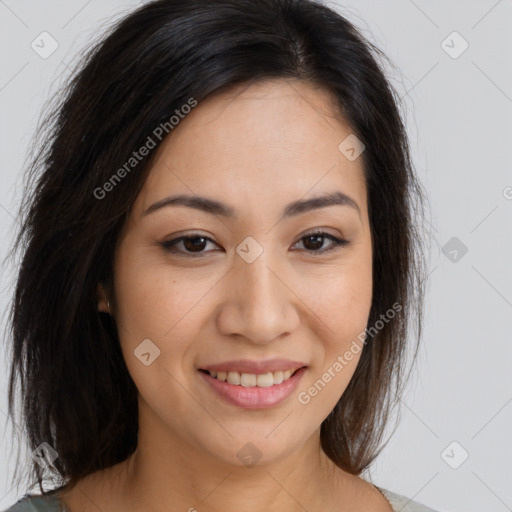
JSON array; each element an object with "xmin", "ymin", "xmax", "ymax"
[{"xmin": 135, "ymin": 79, "xmax": 367, "ymax": 219}]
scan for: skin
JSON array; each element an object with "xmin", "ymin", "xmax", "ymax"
[{"xmin": 59, "ymin": 78, "xmax": 392, "ymax": 512}]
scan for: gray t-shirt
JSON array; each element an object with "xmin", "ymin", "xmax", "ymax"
[{"xmin": 378, "ymin": 488, "xmax": 440, "ymax": 511}]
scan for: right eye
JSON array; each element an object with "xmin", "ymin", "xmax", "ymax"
[{"xmin": 160, "ymin": 234, "xmax": 221, "ymax": 257}]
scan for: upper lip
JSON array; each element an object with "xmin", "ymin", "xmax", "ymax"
[{"xmin": 200, "ymin": 359, "xmax": 307, "ymax": 375}]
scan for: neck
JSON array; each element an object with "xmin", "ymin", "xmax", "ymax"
[{"xmin": 109, "ymin": 408, "xmax": 344, "ymax": 512}]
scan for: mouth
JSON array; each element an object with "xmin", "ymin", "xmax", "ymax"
[
  {"xmin": 198, "ymin": 367, "xmax": 305, "ymax": 388},
  {"xmin": 197, "ymin": 365, "xmax": 308, "ymax": 410}
]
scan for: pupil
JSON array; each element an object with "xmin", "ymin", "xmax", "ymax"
[
  {"xmin": 184, "ymin": 236, "xmax": 206, "ymax": 252},
  {"xmin": 305, "ymin": 235, "xmax": 323, "ymax": 250}
]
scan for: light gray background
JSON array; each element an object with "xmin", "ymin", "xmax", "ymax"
[{"xmin": 1, "ymin": 1, "xmax": 511, "ymax": 511}]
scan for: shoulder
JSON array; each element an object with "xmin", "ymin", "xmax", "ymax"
[
  {"xmin": 377, "ymin": 487, "xmax": 440, "ymax": 512},
  {"xmin": 2, "ymin": 494, "xmax": 63, "ymax": 512}
]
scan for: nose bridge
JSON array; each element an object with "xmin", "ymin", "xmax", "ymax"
[
  {"xmin": 222, "ymin": 241, "xmax": 298, "ymax": 343},
  {"xmin": 241, "ymin": 249, "xmax": 279, "ymax": 308}
]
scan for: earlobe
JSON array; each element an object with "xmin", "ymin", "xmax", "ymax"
[{"xmin": 97, "ymin": 283, "xmax": 110, "ymax": 313}]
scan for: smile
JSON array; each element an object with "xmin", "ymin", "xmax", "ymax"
[
  {"xmin": 198, "ymin": 366, "xmax": 307, "ymax": 409},
  {"xmin": 203, "ymin": 368, "xmax": 301, "ymax": 387}
]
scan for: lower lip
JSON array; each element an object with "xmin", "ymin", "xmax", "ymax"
[{"xmin": 198, "ymin": 367, "xmax": 307, "ymax": 410}]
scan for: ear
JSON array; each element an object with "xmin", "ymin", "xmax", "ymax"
[{"xmin": 97, "ymin": 283, "xmax": 110, "ymax": 313}]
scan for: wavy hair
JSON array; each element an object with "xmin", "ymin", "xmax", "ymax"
[{"xmin": 5, "ymin": 0, "xmax": 428, "ymax": 496}]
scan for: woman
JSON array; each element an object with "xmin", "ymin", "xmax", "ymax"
[{"xmin": 3, "ymin": 0, "xmax": 437, "ymax": 511}]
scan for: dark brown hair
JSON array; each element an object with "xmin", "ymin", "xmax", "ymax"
[{"xmin": 5, "ymin": 0, "xmax": 427, "ymax": 496}]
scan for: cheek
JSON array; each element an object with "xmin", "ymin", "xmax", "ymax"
[
  {"xmin": 112, "ymin": 254, "xmax": 200, "ymax": 414},
  {"xmin": 295, "ymin": 257, "xmax": 372, "ymax": 410},
  {"xmin": 303, "ymin": 256, "xmax": 373, "ymax": 345},
  {"xmin": 112, "ymin": 247, "xmax": 222, "ymax": 384},
  {"xmin": 114, "ymin": 248, "xmax": 202, "ymax": 339},
  {"xmin": 317, "ymin": 279, "xmax": 372, "ymax": 379}
]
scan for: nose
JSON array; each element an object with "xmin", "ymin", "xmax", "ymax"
[{"xmin": 216, "ymin": 248, "xmax": 300, "ymax": 345}]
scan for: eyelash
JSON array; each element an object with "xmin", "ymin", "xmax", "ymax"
[{"xmin": 160, "ymin": 229, "xmax": 349, "ymax": 257}]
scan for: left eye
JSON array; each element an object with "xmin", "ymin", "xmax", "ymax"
[
  {"xmin": 292, "ymin": 231, "xmax": 348, "ymax": 253},
  {"xmin": 161, "ymin": 231, "xmax": 348, "ymax": 256}
]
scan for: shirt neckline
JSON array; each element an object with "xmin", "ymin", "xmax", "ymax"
[{"xmin": 31, "ymin": 483, "xmax": 396, "ymax": 512}]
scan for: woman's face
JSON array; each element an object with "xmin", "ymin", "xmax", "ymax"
[{"xmin": 105, "ymin": 78, "xmax": 373, "ymax": 467}]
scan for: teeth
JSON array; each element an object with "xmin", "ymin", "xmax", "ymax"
[
  {"xmin": 273, "ymin": 371, "xmax": 284, "ymax": 385},
  {"xmin": 227, "ymin": 371, "xmax": 240, "ymax": 385},
  {"xmin": 240, "ymin": 373, "xmax": 256, "ymax": 387},
  {"xmin": 207, "ymin": 368, "xmax": 299, "ymax": 387}
]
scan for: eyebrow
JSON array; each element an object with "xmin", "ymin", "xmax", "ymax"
[{"xmin": 142, "ymin": 190, "xmax": 361, "ymax": 220}]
